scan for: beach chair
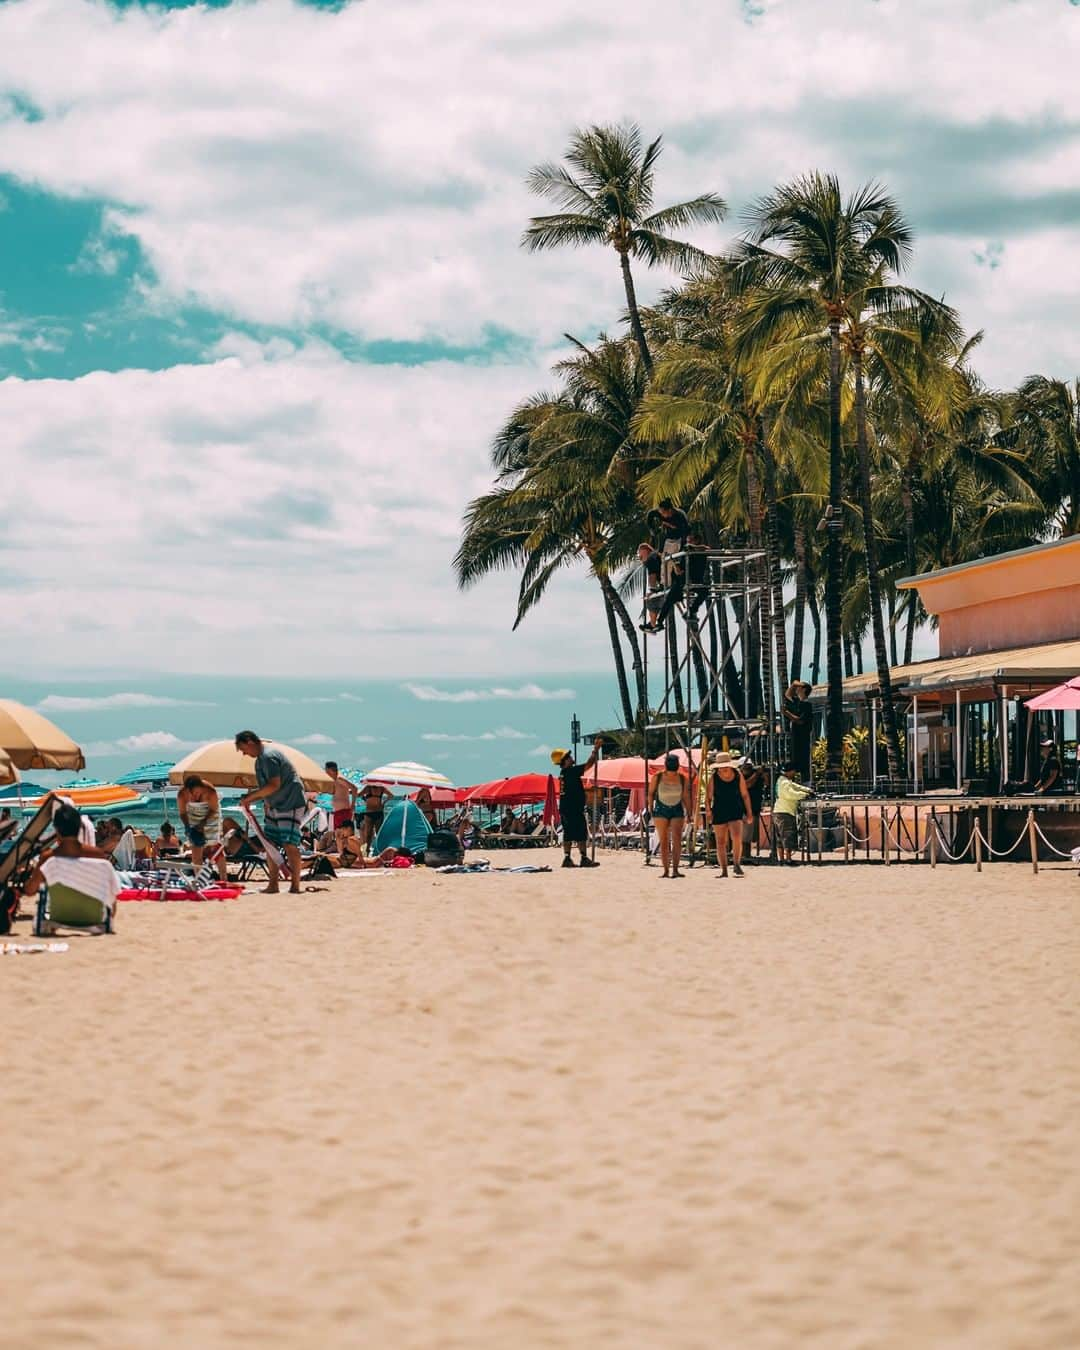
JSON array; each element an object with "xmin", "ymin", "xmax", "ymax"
[
  {"xmin": 0, "ymin": 797, "xmax": 58, "ymax": 933},
  {"xmin": 111, "ymin": 828, "xmax": 138, "ymax": 872},
  {"xmin": 34, "ymin": 856, "xmax": 117, "ymax": 936}
]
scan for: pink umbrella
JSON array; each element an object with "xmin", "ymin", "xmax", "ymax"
[
  {"xmin": 1026, "ymin": 677, "xmax": 1080, "ymax": 710},
  {"xmin": 542, "ymin": 774, "xmax": 559, "ymax": 827},
  {"xmin": 592, "ymin": 756, "xmax": 650, "ymax": 789}
]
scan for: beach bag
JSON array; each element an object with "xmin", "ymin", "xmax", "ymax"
[{"xmin": 423, "ymin": 829, "xmax": 463, "ymax": 868}]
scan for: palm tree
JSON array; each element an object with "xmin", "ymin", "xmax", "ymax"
[
  {"xmin": 731, "ymin": 174, "xmax": 955, "ymax": 781},
  {"xmin": 1006, "ymin": 376, "xmax": 1080, "ymax": 538},
  {"xmin": 523, "ymin": 124, "xmax": 726, "ymax": 375},
  {"xmin": 455, "ymin": 337, "xmax": 648, "ymax": 729}
]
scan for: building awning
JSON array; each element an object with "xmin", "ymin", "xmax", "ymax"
[{"xmin": 809, "ymin": 637, "xmax": 1080, "ymax": 703}]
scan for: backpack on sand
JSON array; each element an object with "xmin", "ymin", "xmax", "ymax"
[{"xmin": 422, "ymin": 829, "xmax": 464, "ymax": 868}]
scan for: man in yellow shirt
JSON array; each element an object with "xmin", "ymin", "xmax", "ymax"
[{"xmin": 773, "ymin": 763, "xmax": 812, "ymax": 866}]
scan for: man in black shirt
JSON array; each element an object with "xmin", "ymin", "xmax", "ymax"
[
  {"xmin": 551, "ymin": 739, "xmax": 603, "ymax": 868},
  {"xmin": 650, "ymin": 526, "xmax": 709, "ymax": 631}
]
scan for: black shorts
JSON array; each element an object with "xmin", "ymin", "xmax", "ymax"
[
  {"xmin": 365, "ymin": 811, "xmax": 384, "ymax": 831},
  {"xmin": 561, "ymin": 808, "xmax": 588, "ymax": 843}
]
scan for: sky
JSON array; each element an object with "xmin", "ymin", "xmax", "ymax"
[{"xmin": 1, "ymin": 0, "xmax": 1078, "ymax": 679}]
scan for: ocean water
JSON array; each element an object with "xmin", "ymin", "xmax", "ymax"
[{"xmin": 2, "ymin": 672, "xmax": 625, "ymax": 809}]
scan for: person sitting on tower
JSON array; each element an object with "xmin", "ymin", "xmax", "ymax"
[{"xmin": 644, "ymin": 524, "xmax": 709, "ymax": 633}]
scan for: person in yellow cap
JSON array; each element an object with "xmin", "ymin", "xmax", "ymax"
[{"xmin": 551, "ymin": 739, "xmax": 603, "ymax": 868}]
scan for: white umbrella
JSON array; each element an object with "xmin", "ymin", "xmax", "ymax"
[{"xmin": 364, "ymin": 761, "xmax": 454, "ymax": 790}]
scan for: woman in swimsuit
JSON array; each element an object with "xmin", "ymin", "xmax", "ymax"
[
  {"xmin": 360, "ymin": 782, "xmax": 391, "ymax": 853},
  {"xmin": 707, "ymin": 751, "xmax": 753, "ymax": 878},
  {"xmin": 648, "ymin": 753, "xmax": 692, "ymax": 879}
]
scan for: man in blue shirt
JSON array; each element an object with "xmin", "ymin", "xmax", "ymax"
[{"xmin": 235, "ymin": 730, "xmax": 307, "ymax": 894}]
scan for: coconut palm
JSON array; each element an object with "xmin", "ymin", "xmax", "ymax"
[
  {"xmin": 523, "ymin": 124, "xmax": 726, "ymax": 375},
  {"xmin": 455, "ymin": 337, "xmax": 648, "ymax": 729},
  {"xmin": 730, "ymin": 174, "xmax": 956, "ymax": 780},
  {"xmin": 1006, "ymin": 375, "xmax": 1080, "ymax": 538}
]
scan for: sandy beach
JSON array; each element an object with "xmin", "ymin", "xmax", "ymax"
[{"xmin": 4, "ymin": 851, "xmax": 1078, "ymax": 1349}]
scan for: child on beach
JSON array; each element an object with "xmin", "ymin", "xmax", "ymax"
[{"xmin": 774, "ymin": 763, "xmax": 812, "ymax": 866}]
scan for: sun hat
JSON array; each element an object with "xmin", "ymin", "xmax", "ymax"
[
  {"xmin": 550, "ymin": 748, "xmax": 570, "ymax": 765},
  {"xmin": 711, "ymin": 749, "xmax": 744, "ymax": 766},
  {"xmin": 1040, "ymin": 738, "xmax": 1055, "ymax": 747}
]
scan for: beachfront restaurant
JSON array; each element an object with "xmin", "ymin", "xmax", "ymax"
[{"xmin": 809, "ymin": 535, "xmax": 1080, "ymax": 860}]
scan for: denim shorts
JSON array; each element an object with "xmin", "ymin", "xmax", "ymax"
[{"xmin": 652, "ymin": 801, "xmax": 685, "ymax": 821}]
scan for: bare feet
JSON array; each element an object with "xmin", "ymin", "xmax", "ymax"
[
  {"xmin": 672, "ymin": 869, "xmax": 684, "ymax": 878},
  {"xmin": 260, "ymin": 885, "xmax": 280, "ymax": 894}
]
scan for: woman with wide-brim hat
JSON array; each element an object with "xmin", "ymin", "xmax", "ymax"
[{"xmin": 706, "ymin": 750, "xmax": 753, "ymax": 878}]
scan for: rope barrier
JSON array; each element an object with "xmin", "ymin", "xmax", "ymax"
[
  {"xmin": 971, "ymin": 820, "xmax": 1031, "ymax": 859},
  {"xmin": 1031, "ymin": 818, "xmax": 1079, "ymax": 860}
]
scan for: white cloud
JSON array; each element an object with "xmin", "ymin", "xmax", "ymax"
[
  {"xmin": 529, "ymin": 744, "xmax": 556, "ymax": 758},
  {"xmin": 38, "ymin": 692, "xmax": 211, "ymax": 712},
  {"xmin": 354, "ymin": 734, "xmax": 383, "ymax": 743},
  {"xmin": 292, "ymin": 732, "xmax": 336, "ymax": 746},
  {"xmin": 405, "ymin": 683, "xmax": 576, "ymax": 703},
  {"xmin": 421, "ymin": 726, "xmax": 533, "ymax": 742},
  {"xmin": 83, "ymin": 729, "xmax": 195, "ymax": 755},
  {"xmin": 0, "ymin": 0, "xmax": 1076, "ymax": 380}
]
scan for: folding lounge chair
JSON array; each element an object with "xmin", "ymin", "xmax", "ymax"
[
  {"xmin": 34, "ymin": 856, "xmax": 117, "ymax": 936},
  {"xmin": 0, "ymin": 796, "xmax": 59, "ymax": 933}
]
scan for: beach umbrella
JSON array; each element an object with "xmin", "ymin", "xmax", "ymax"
[
  {"xmin": 0, "ymin": 748, "xmax": 18, "ymax": 788},
  {"xmin": 471, "ymin": 772, "xmax": 550, "ymax": 806},
  {"xmin": 168, "ymin": 740, "xmax": 334, "ymax": 792},
  {"xmin": 1025, "ymin": 676, "xmax": 1080, "ymax": 710},
  {"xmin": 542, "ymin": 773, "xmax": 559, "ymax": 827},
  {"xmin": 0, "ymin": 699, "xmax": 85, "ymax": 771},
  {"xmin": 409, "ymin": 785, "xmax": 457, "ymax": 809},
  {"xmin": 114, "ymin": 761, "xmax": 176, "ymax": 786},
  {"xmin": 592, "ymin": 755, "xmax": 651, "ymax": 789},
  {"xmin": 365, "ymin": 761, "xmax": 454, "ymax": 790}
]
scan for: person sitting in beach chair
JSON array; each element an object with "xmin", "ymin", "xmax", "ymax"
[
  {"xmin": 0, "ymin": 795, "xmax": 62, "ymax": 934},
  {"xmin": 23, "ymin": 803, "xmax": 118, "ymax": 935},
  {"xmin": 153, "ymin": 821, "xmax": 183, "ymax": 859}
]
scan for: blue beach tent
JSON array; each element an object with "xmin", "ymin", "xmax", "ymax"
[{"xmin": 374, "ymin": 799, "xmax": 431, "ymax": 856}]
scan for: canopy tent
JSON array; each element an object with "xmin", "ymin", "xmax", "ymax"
[
  {"xmin": 0, "ymin": 748, "xmax": 18, "ymax": 788},
  {"xmin": 591, "ymin": 756, "xmax": 649, "ymax": 790},
  {"xmin": 0, "ymin": 700, "xmax": 85, "ymax": 772},
  {"xmin": 466, "ymin": 773, "xmax": 550, "ymax": 806},
  {"xmin": 168, "ymin": 740, "xmax": 334, "ymax": 792},
  {"xmin": 1025, "ymin": 676, "xmax": 1080, "ymax": 711},
  {"xmin": 365, "ymin": 761, "xmax": 454, "ymax": 790},
  {"xmin": 374, "ymin": 799, "xmax": 432, "ymax": 855}
]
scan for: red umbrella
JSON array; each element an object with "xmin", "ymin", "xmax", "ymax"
[
  {"xmin": 410, "ymin": 786, "xmax": 458, "ymax": 809},
  {"xmin": 1026, "ymin": 676, "xmax": 1080, "ymax": 710},
  {"xmin": 542, "ymin": 773, "xmax": 559, "ymax": 827},
  {"xmin": 468, "ymin": 773, "xmax": 550, "ymax": 806}
]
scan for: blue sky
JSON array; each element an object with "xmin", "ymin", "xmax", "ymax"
[{"xmin": 1, "ymin": 0, "xmax": 1078, "ymax": 677}]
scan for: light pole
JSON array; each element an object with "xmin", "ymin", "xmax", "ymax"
[{"xmin": 570, "ymin": 714, "xmax": 581, "ymax": 760}]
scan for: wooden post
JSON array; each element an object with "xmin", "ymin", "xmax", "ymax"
[
  {"xmin": 1028, "ymin": 809, "xmax": 1039, "ymax": 876},
  {"xmin": 929, "ymin": 808, "xmax": 938, "ymax": 867},
  {"xmin": 843, "ymin": 807, "xmax": 850, "ymax": 862},
  {"xmin": 974, "ymin": 814, "xmax": 983, "ymax": 872},
  {"xmin": 881, "ymin": 805, "xmax": 889, "ymax": 865},
  {"xmin": 894, "ymin": 805, "xmax": 902, "ymax": 865}
]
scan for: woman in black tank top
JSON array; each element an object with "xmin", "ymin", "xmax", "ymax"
[{"xmin": 707, "ymin": 753, "xmax": 752, "ymax": 878}]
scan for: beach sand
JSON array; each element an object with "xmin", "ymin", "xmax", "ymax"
[{"xmin": 4, "ymin": 851, "xmax": 1078, "ymax": 1349}]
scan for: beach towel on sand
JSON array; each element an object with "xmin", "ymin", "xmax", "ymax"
[{"xmin": 435, "ymin": 860, "xmax": 552, "ymax": 874}]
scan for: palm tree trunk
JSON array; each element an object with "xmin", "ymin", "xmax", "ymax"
[
  {"xmin": 617, "ymin": 248, "xmax": 653, "ymax": 376},
  {"xmin": 791, "ymin": 524, "xmax": 807, "ymax": 683},
  {"xmin": 853, "ymin": 348, "xmax": 903, "ymax": 777},
  {"xmin": 717, "ymin": 595, "xmax": 745, "ymax": 717},
  {"xmin": 758, "ymin": 421, "xmax": 790, "ymax": 696},
  {"xmin": 808, "ymin": 587, "xmax": 822, "ymax": 686},
  {"xmin": 824, "ymin": 318, "xmax": 846, "ymax": 781},
  {"xmin": 600, "ymin": 574, "xmax": 646, "ymax": 719},
  {"xmin": 843, "ymin": 633, "xmax": 854, "ymax": 679},
  {"xmin": 744, "ymin": 444, "xmax": 766, "ymax": 719},
  {"xmin": 886, "ymin": 588, "xmax": 898, "ymax": 668},
  {"xmin": 854, "ymin": 641, "xmax": 864, "ymax": 676},
  {"xmin": 599, "ymin": 581, "xmax": 635, "ymax": 729},
  {"xmin": 901, "ymin": 460, "xmax": 918, "ymax": 665},
  {"xmin": 666, "ymin": 619, "xmax": 686, "ymax": 719}
]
